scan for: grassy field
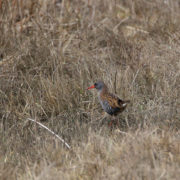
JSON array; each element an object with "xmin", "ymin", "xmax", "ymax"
[{"xmin": 0, "ymin": 0, "xmax": 180, "ymax": 179}]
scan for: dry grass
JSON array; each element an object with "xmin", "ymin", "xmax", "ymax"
[{"xmin": 0, "ymin": 0, "xmax": 180, "ymax": 179}]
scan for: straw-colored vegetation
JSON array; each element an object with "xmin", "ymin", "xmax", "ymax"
[{"xmin": 0, "ymin": 0, "xmax": 180, "ymax": 179}]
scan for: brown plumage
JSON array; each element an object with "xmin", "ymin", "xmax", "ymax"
[{"xmin": 87, "ymin": 81, "xmax": 130, "ymax": 116}]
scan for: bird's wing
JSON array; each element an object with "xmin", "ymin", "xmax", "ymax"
[{"xmin": 100, "ymin": 92, "xmax": 120, "ymax": 109}]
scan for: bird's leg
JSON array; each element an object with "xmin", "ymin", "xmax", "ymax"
[
  {"xmin": 108, "ymin": 116, "xmax": 117, "ymax": 128},
  {"xmin": 108, "ymin": 120, "xmax": 113, "ymax": 127}
]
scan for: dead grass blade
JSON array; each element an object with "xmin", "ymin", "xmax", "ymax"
[{"xmin": 27, "ymin": 118, "xmax": 71, "ymax": 149}]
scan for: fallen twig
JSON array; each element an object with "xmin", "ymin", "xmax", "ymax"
[{"xmin": 27, "ymin": 118, "xmax": 71, "ymax": 149}]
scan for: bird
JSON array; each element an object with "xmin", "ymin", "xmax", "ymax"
[{"xmin": 87, "ymin": 81, "xmax": 130, "ymax": 117}]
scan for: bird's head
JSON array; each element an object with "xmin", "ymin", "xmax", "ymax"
[{"xmin": 87, "ymin": 81, "xmax": 106, "ymax": 91}]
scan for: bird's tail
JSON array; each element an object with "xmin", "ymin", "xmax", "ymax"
[{"xmin": 122, "ymin": 100, "xmax": 130, "ymax": 107}]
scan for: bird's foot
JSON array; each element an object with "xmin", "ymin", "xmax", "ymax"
[{"xmin": 108, "ymin": 119, "xmax": 118, "ymax": 129}]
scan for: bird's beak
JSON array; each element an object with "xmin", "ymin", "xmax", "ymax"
[{"xmin": 87, "ymin": 85, "xmax": 95, "ymax": 90}]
